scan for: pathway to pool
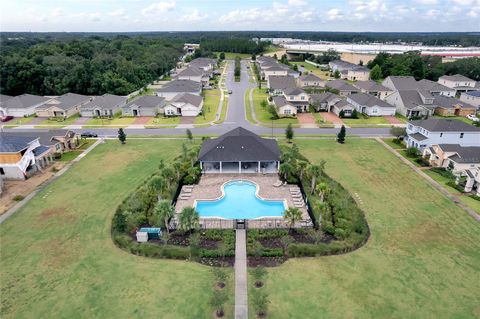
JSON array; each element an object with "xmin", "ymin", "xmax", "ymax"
[{"xmin": 234, "ymin": 229, "xmax": 248, "ymax": 319}]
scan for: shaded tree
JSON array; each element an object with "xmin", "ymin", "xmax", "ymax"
[
  {"xmin": 118, "ymin": 128, "xmax": 126, "ymax": 144},
  {"xmin": 337, "ymin": 125, "xmax": 346, "ymax": 144}
]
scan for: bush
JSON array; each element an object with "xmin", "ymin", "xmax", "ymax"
[
  {"xmin": 415, "ymin": 157, "xmax": 430, "ymax": 167},
  {"xmin": 322, "ymin": 223, "xmax": 335, "ymax": 235},
  {"xmin": 334, "ymin": 228, "xmax": 346, "ymax": 240},
  {"xmin": 12, "ymin": 195, "xmax": 24, "ymax": 201},
  {"xmin": 405, "ymin": 147, "xmax": 419, "ymax": 157},
  {"xmin": 430, "ymin": 167, "xmax": 454, "ymax": 179}
]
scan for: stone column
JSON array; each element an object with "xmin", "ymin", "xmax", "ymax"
[
  {"xmin": 239, "ymin": 161, "xmax": 241, "ymax": 174},
  {"xmin": 455, "ymin": 175, "xmax": 460, "ymax": 185},
  {"xmin": 258, "ymin": 162, "xmax": 261, "ymax": 173},
  {"xmin": 219, "ymin": 161, "xmax": 222, "ymax": 173},
  {"xmin": 464, "ymin": 176, "xmax": 474, "ymax": 192}
]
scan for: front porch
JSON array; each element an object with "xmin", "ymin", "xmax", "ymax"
[{"xmin": 200, "ymin": 161, "xmax": 279, "ymax": 174}]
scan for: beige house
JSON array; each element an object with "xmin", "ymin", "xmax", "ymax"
[
  {"xmin": 284, "ymin": 88, "xmax": 309, "ymax": 112},
  {"xmin": 297, "ymin": 73, "xmax": 325, "ymax": 88},
  {"xmin": 36, "ymin": 93, "xmax": 91, "ymax": 118},
  {"xmin": 328, "ymin": 60, "xmax": 370, "ymax": 81},
  {"xmin": 272, "ymin": 96, "xmax": 297, "ymax": 117},
  {"xmin": 433, "ymin": 96, "xmax": 476, "ymax": 117},
  {"xmin": 423, "ymin": 144, "xmax": 480, "ymax": 174},
  {"xmin": 332, "ymin": 100, "xmax": 355, "ymax": 117},
  {"xmin": 459, "ymin": 91, "xmax": 480, "ymax": 108},
  {"xmin": 352, "ymin": 80, "xmax": 392, "ymax": 100},
  {"xmin": 438, "ymin": 74, "xmax": 477, "ymax": 93}
]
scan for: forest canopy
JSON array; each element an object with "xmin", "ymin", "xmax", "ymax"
[{"xmin": 0, "ymin": 36, "xmax": 184, "ymax": 96}]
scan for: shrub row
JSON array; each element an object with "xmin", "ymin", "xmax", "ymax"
[{"xmin": 114, "ymin": 234, "xmax": 190, "ymax": 259}]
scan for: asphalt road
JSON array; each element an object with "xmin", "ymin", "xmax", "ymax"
[{"xmin": 2, "ymin": 60, "xmax": 393, "ymax": 138}]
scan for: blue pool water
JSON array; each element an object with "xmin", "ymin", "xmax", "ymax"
[{"xmin": 195, "ymin": 180, "xmax": 285, "ymax": 219}]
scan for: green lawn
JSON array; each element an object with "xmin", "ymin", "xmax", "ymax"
[
  {"xmin": 195, "ymin": 89, "xmax": 221, "ymax": 124},
  {"xmin": 56, "ymin": 140, "xmax": 96, "ymax": 162},
  {"xmin": 0, "ymin": 140, "xmax": 233, "ymax": 319},
  {"xmin": 251, "ymin": 88, "xmax": 298, "ymax": 126},
  {"xmin": 290, "ymin": 61, "xmax": 332, "ymax": 80},
  {"xmin": 146, "ymin": 116, "xmax": 181, "ymax": 125},
  {"xmin": 5, "ymin": 115, "xmax": 37, "ymax": 127},
  {"xmin": 214, "ymin": 95, "xmax": 228, "ymax": 124},
  {"xmin": 86, "ymin": 117, "xmax": 136, "ymax": 126},
  {"xmin": 261, "ymin": 138, "xmax": 480, "ymax": 318},
  {"xmin": 342, "ymin": 114, "xmax": 390, "ymax": 125},
  {"xmin": 39, "ymin": 113, "xmax": 81, "ymax": 125}
]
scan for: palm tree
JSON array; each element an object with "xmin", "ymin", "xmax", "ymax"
[
  {"xmin": 297, "ymin": 160, "xmax": 308, "ymax": 180},
  {"xmin": 161, "ymin": 166, "xmax": 175, "ymax": 184},
  {"xmin": 307, "ymin": 162, "xmax": 325, "ymax": 194},
  {"xmin": 172, "ymin": 162, "xmax": 182, "ymax": 180},
  {"xmin": 279, "ymin": 162, "xmax": 293, "ymax": 181},
  {"xmin": 153, "ymin": 200, "xmax": 175, "ymax": 233},
  {"xmin": 315, "ymin": 182, "xmax": 330, "ymax": 202},
  {"xmin": 150, "ymin": 176, "xmax": 166, "ymax": 201},
  {"xmin": 284, "ymin": 207, "xmax": 302, "ymax": 229},
  {"xmin": 179, "ymin": 207, "xmax": 199, "ymax": 232},
  {"xmin": 158, "ymin": 159, "xmax": 165, "ymax": 171}
]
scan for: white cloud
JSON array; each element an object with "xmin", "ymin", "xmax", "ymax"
[
  {"xmin": 288, "ymin": 0, "xmax": 307, "ymax": 6},
  {"xmin": 327, "ymin": 8, "xmax": 343, "ymax": 21},
  {"xmin": 180, "ymin": 9, "xmax": 208, "ymax": 22},
  {"xmin": 219, "ymin": 8, "xmax": 261, "ymax": 24},
  {"xmin": 426, "ymin": 9, "xmax": 440, "ymax": 17},
  {"xmin": 141, "ymin": 1, "xmax": 175, "ymax": 17},
  {"xmin": 416, "ymin": 0, "xmax": 438, "ymax": 4}
]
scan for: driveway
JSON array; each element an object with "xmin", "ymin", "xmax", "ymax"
[
  {"xmin": 179, "ymin": 116, "xmax": 195, "ymax": 125},
  {"xmin": 297, "ymin": 113, "xmax": 317, "ymax": 128},
  {"xmin": 133, "ymin": 116, "xmax": 150, "ymax": 125},
  {"xmin": 383, "ymin": 116, "xmax": 404, "ymax": 125},
  {"xmin": 319, "ymin": 112, "xmax": 344, "ymax": 127},
  {"xmin": 72, "ymin": 117, "xmax": 90, "ymax": 125}
]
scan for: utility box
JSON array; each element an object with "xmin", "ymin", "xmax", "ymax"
[
  {"xmin": 139, "ymin": 227, "xmax": 162, "ymax": 240},
  {"xmin": 136, "ymin": 231, "xmax": 148, "ymax": 243}
]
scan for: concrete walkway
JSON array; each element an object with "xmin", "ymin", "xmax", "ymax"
[
  {"xmin": 234, "ymin": 229, "xmax": 248, "ymax": 319},
  {"xmin": 376, "ymin": 138, "xmax": 480, "ymax": 222},
  {"xmin": 0, "ymin": 138, "xmax": 103, "ymax": 224}
]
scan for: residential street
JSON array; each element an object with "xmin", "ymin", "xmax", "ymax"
[{"xmin": 1, "ymin": 60, "xmax": 393, "ymax": 137}]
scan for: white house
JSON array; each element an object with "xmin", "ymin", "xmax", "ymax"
[
  {"xmin": 165, "ymin": 93, "xmax": 203, "ymax": 117},
  {"xmin": 0, "ymin": 94, "xmax": 51, "ymax": 118},
  {"xmin": 459, "ymin": 91, "xmax": 480, "ymax": 108},
  {"xmin": 156, "ymin": 80, "xmax": 202, "ymax": 101},
  {"xmin": 0, "ymin": 135, "xmax": 53, "ymax": 180},
  {"xmin": 352, "ymin": 80, "xmax": 392, "ymax": 100},
  {"xmin": 297, "ymin": 73, "xmax": 325, "ymax": 88},
  {"xmin": 80, "ymin": 94, "xmax": 127, "ymax": 117},
  {"xmin": 405, "ymin": 118, "xmax": 480, "ymax": 151},
  {"xmin": 332, "ymin": 100, "xmax": 355, "ymax": 117},
  {"xmin": 438, "ymin": 74, "xmax": 477, "ymax": 93},
  {"xmin": 263, "ymin": 65, "xmax": 289, "ymax": 81},
  {"xmin": 267, "ymin": 75, "xmax": 296, "ymax": 96},
  {"xmin": 122, "ymin": 96, "xmax": 166, "ymax": 117},
  {"xmin": 347, "ymin": 93, "xmax": 396, "ymax": 116},
  {"xmin": 283, "ymin": 87, "xmax": 310, "ymax": 112}
]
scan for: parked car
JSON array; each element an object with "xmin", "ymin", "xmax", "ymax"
[
  {"xmin": 1, "ymin": 116, "xmax": 14, "ymax": 122},
  {"xmin": 81, "ymin": 132, "xmax": 98, "ymax": 138},
  {"xmin": 466, "ymin": 114, "xmax": 479, "ymax": 122}
]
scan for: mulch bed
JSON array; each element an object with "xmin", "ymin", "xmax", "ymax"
[
  {"xmin": 248, "ymin": 256, "xmax": 287, "ymax": 267},
  {"xmin": 200, "ymin": 256, "xmax": 235, "ymax": 267}
]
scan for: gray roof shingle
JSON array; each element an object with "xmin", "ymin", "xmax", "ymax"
[
  {"xmin": 268, "ymin": 76, "xmax": 296, "ymax": 90},
  {"xmin": 348, "ymin": 93, "xmax": 394, "ymax": 108},
  {"xmin": 437, "ymin": 144, "xmax": 480, "ymax": 163},
  {"xmin": 1, "ymin": 94, "xmax": 50, "ymax": 109},
  {"xmin": 38, "ymin": 93, "xmax": 91, "ymax": 111},
  {"xmin": 352, "ymin": 80, "xmax": 391, "ymax": 92},
  {"xmin": 81, "ymin": 94, "xmax": 127, "ymax": 111},
  {"xmin": 156, "ymin": 80, "xmax": 201, "ymax": 93},
  {"xmin": 410, "ymin": 118, "xmax": 480, "ymax": 132},
  {"xmin": 0, "ymin": 135, "xmax": 38, "ymax": 152},
  {"xmin": 171, "ymin": 93, "xmax": 203, "ymax": 107},
  {"xmin": 326, "ymin": 80, "xmax": 359, "ymax": 92}
]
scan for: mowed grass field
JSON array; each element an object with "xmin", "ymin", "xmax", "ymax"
[
  {"xmin": 261, "ymin": 138, "xmax": 480, "ymax": 318},
  {"xmin": 0, "ymin": 140, "xmax": 234, "ymax": 319}
]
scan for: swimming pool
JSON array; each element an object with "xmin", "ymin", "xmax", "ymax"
[{"xmin": 195, "ymin": 180, "xmax": 286, "ymax": 219}]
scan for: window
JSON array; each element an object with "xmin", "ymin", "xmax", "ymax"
[
  {"xmin": 460, "ymin": 133, "xmax": 464, "ymax": 138},
  {"xmin": 284, "ymin": 109, "xmax": 291, "ymax": 115}
]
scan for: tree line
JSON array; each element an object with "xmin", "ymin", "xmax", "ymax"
[
  {"xmin": 367, "ymin": 51, "xmax": 480, "ymax": 81},
  {"xmin": 200, "ymin": 38, "xmax": 267, "ymax": 54},
  {"xmin": 0, "ymin": 36, "xmax": 184, "ymax": 96}
]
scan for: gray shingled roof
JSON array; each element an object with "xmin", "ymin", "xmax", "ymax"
[
  {"xmin": 81, "ymin": 94, "xmax": 126, "ymax": 110},
  {"xmin": 38, "ymin": 93, "xmax": 91, "ymax": 111},
  {"xmin": 410, "ymin": 118, "xmax": 480, "ymax": 132},
  {"xmin": 386, "ymin": 76, "xmax": 418, "ymax": 90},
  {"xmin": 353, "ymin": 80, "xmax": 391, "ymax": 92},
  {"xmin": 437, "ymin": 144, "xmax": 480, "ymax": 163},
  {"xmin": 1, "ymin": 130, "xmax": 74, "ymax": 146},
  {"xmin": 284, "ymin": 87, "xmax": 306, "ymax": 96},
  {"xmin": 397, "ymin": 90, "xmax": 426, "ymax": 110},
  {"xmin": 1, "ymin": 94, "xmax": 50, "ymax": 109},
  {"xmin": 0, "ymin": 94, "xmax": 13, "ymax": 103},
  {"xmin": 265, "ymin": 65, "xmax": 288, "ymax": 72},
  {"xmin": 434, "ymin": 96, "xmax": 475, "ymax": 109},
  {"xmin": 171, "ymin": 93, "xmax": 203, "ymax": 107},
  {"xmin": 0, "ymin": 135, "xmax": 38, "ymax": 152},
  {"xmin": 268, "ymin": 76, "xmax": 296, "ymax": 90},
  {"xmin": 334, "ymin": 100, "xmax": 354, "ymax": 109},
  {"xmin": 32, "ymin": 145, "xmax": 51, "ymax": 157},
  {"xmin": 409, "ymin": 133, "xmax": 428, "ymax": 141},
  {"xmin": 177, "ymin": 67, "xmax": 204, "ymax": 77},
  {"xmin": 124, "ymin": 96, "xmax": 166, "ymax": 109},
  {"xmin": 299, "ymin": 73, "xmax": 322, "ymax": 82},
  {"xmin": 189, "ymin": 58, "xmax": 216, "ymax": 68},
  {"xmin": 310, "ymin": 92, "xmax": 340, "ymax": 104},
  {"xmin": 417, "ymin": 79, "xmax": 453, "ymax": 93},
  {"xmin": 440, "ymin": 74, "xmax": 475, "ymax": 82},
  {"xmin": 330, "ymin": 60, "xmax": 369, "ymax": 72},
  {"xmin": 157, "ymin": 80, "xmax": 201, "ymax": 93},
  {"xmin": 326, "ymin": 80, "xmax": 359, "ymax": 92},
  {"xmin": 465, "ymin": 90, "xmax": 480, "ymax": 97},
  {"xmin": 348, "ymin": 93, "xmax": 393, "ymax": 108},
  {"xmin": 199, "ymin": 127, "xmax": 280, "ymax": 162}
]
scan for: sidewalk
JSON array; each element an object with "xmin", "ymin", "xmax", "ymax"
[{"xmin": 234, "ymin": 229, "xmax": 248, "ymax": 319}]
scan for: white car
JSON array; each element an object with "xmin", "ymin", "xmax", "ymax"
[{"xmin": 466, "ymin": 114, "xmax": 479, "ymax": 122}]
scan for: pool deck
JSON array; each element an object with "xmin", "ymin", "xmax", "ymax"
[{"xmin": 174, "ymin": 174, "xmax": 310, "ymax": 228}]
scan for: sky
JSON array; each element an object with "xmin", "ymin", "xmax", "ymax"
[{"xmin": 0, "ymin": 0, "xmax": 479, "ymax": 32}]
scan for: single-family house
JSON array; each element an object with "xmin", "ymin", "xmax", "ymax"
[
  {"xmin": 325, "ymin": 80, "xmax": 360, "ymax": 96},
  {"xmin": 0, "ymin": 134, "xmax": 54, "ymax": 180},
  {"xmin": 433, "ymin": 96, "xmax": 476, "ymax": 117},
  {"xmin": 199, "ymin": 127, "xmax": 280, "ymax": 174},
  {"xmin": 80, "ymin": 94, "xmax": 127, "ymax": 117},
  {"xmin": 405, "ymin": 118, "xmax": 480, "ymax": 151},
  {"xmin": 457, "ymin": 166, "xmax": 480, "ymax": 195},
  {"xmin": 176, "ymin": 67, "xmax": 210, "ymax": 86},
  {"xmin": 385, "ymin": 90, "xmax": 435, "ymax": 118},
  {"xmin": 188, "ymin": 57, "xmax": 216, "ymax": 72},
  {"xmin": 309, "ymin": 92, "xmax": 341, "ymax": 112},
  {"xmin": 165, "ymin": 93, "xmax": 203, "ymax": 116},
  {"xmin": 283, "ymin": 87, "xmax": 309, "ymax": 112},
  {"xmin": 328, "ymin": 60, "xmax": 370, "ymax": 81},
  {"xmin": 267, "ymin": 75, "xmax": 296, "ymax": 95},
  {"xmin": 347, "ymin": 93, "xmax": 396, "ymax": 117},
  {"xmin": 272, "ymin": 96, "xmax": 297, "ymax": 117},
  {"xmin": 0, "ymin": 94, "xmax": 51, "ymax": 118},
  {"xmin": 352, "ymin": 80, "xmax": 392, "ymax": 100},
  {"xmin": 417, "ymin": 79, "xmax": 455, "ymax": 97},
  {"xmin": 423, "ymin": 144, "xmax": 480, "ymax": 173},
  {"xmin": 332, "ymin": 100, "xmax": 355, "ymax": 117},
  {"xmin": 460, "ymin": 91, "xmax": 480, "ymax": 108},
  {"xmin": 382, "ymin": 76, "xmax": 419, "ymax": 91},
  {"xmin": 36, "ymin": 93, "xmax": 91, "ymax": 118},
  {"xmin": 122, "ymin": 96, "xmax": 166, "ymax": 117},
  {"xmin": 297, "ymin": 73, "xmax": 325, "ymax": 88},
  {"xmin": 1, "ymin": 130, "xmax": 79, "ymax": 154},
  {"xmin": 438, "ymin": 74, "xmax": 477, "ymax": 93},
  {"xmin": 156, "ymin": 80, "xmax": 202, "ymax": 101},
  {"xmin": 263, "ymin": 65, "xmax": 289, "ymax": 80}
]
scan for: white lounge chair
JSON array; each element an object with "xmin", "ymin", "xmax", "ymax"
[{"xmin": 273, "ymin": 180, "xmax": 283, "ymax": 187}]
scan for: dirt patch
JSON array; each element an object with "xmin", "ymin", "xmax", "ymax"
[
  {"xmin": 0, "ymin": 163, "xmax": 65, "ymax": 215},
  {"xmin": 38, "ymin": 207, "xmax": 76, "ymax": 226}
]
